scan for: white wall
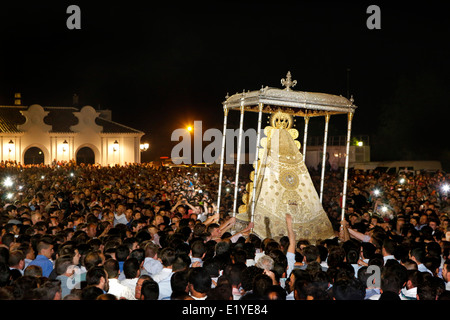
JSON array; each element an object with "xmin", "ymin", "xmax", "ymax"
[{"xmin": 1, "ymin": 105, "xmax": 143, "ymax": 165}]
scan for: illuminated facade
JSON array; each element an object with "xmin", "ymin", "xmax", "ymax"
[{"xmin": 0, "ymin": 104, "xmax": 144, "ymax": 166}]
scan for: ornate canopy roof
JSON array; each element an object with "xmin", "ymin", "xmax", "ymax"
[{"xmin": 223, "ymin": 72, "xmax": 357, "ymax": 117}]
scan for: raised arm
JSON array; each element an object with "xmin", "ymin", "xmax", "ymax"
[
  {"xmin": 285, "ymin": 214, "xmax": 296, "ymax": 277},
  {"xmin": 203, "ymin": 212, "xmax": 220, "ymax": 226},
  {"xmin": 285, "ymin": 214, "xmax": 296, "ymax": 254},
  {"xmin": 170, "ymin": 200, "xmax": 181, "ymax": 213},
  {"xmin": 341, "ymin": 219, "xmax": 369, "ymax": 242},
  {"xmin": 339, "ymin": 219, "xmax": 350, "ymax": 242},
  {"xmin": 219, "ymin": 216, "xmax": 236, "ymax": 235}
]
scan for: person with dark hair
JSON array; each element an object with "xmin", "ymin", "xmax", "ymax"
[
  {"xmin": 243, "ymin": 242, "xmax": 256, "ymax": 267},
  {"xmin": 40, "ymin": 279, "xmax": 62, "ymax": 300},
  {"xmin": 265, "ymin": 284, "xmax": 287, "ymax": 300},
  {"xmin": 360, "ymin": 242, "xmax": 376, "ymax": 265},
  {"xmin": 346, "ymin": 248, "xmax": 361, "ymax": 277},
  {"xmin": 170, "ymin": 269, "xmax": 189, "ymax": 298},
  {"xmin": 103, "ymin": 258, "xmax": 135, "ymax": 300},
  {"xmin": 252, "ymin": 274, "xmax": 273, "ymax": 300},
  {"xmin": 410, "ymin": 247, "xmax": 433, "ymax": 275},
  {"xmin": 8, "ymin": 250, "xmax": 25, "ymax": 281},
  {"xmin": 115, "ymin": 244, "xmax": 130, "ymax": 280},
  {"xmin": 134, "ymin": 275, "xmax": 152, "ymax": 300},
  {"xmin": 153, "ymin": 247, "xmax": 176, "ymax": 300},
  {"xmin": 417, "ymin": 279, "xmax": 437, "ymax": 300},
  {"xmin": 300, "ymin": 245, "xmax": 321, "ymax": 269},
  {"xmin": 140, "ymin": 278, "xmax": 159, "ymax": 300},
  {"xmin": 224, "ymin": 262, "xmax": 246, "ymax": 300},
  {"xmin": 207, "ymin": 282, "xmax": 233, "ymax": 300},
  {"xmin": 12, "ymin": 275, "xmax": 38, "ymax": 300},
  {"xmin": 332, "ymin": 278, "xmax": 366, "ymax": 300},
  {"xmin": 188, "ymin": 267, "xmax": 211, "ymax": 300},
  {"xmin": 81, "ymin": 285, "xmax": 104, "ymax": 300},
  {"xmin": 369, "ymin": 262, "xmax": 407, "ymax": 300},
  {"xmin": 54, "ymin": 255, "xmax": 77, "ymax": 298},
  {"xmin": 381, "ymin": 239, "xmax": 397, "ymax": 265},
  {"xmin": 26, "ymin": 238, "xmax": 54, "ymax": 277},
  {"xmin": 86, "ymin": 266, "xmax": 109, "ymax": 293},
  {"xmin": 400, "ymin": 270, "xmax": 420, "ymax": 300},
  {"xmin": 120, "ymin": 257, "xmax": 140, "ymax": 293},
  {"xmin": 442, "ymin": 259, "xmax": 450, "ymax": 291},
  {"xmin": 0, "ymin": 263, "xmax": 11, "ymax": 288},
  {"xmin": 190, "ymin": 239, "xmax": 206, "ymax": 267},
  {"xmin": 24, "ymin": 264, "xmax": 42, "ymax": 278}
]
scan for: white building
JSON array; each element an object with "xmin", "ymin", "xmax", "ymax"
[{"xmin": 0, "ymin": 103, "xmax": 145, "ymax": 166}]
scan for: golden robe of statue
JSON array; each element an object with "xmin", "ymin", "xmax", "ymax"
[{"xmin": 236, "ymin": 111, "xmax": 335, "ymax": 244}]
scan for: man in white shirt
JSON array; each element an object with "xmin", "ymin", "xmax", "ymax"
[
  {"xmin": 142, "ymin": 242, "xmax": 163, "ymax": 277},
  {"xmin": 409, "ymin": 247, "xmax": 433, "ymax": 275},
  {"xmin": 188, "ymin": 267, "xmax": 211, "ymax": 300},
  {"xmin": 189, "ymin": 240, "xmax": 206, "ymax": 268},
  {"xmin": 400, "ymin": 270, "xmax": 419, "ymax": 300},
  {"xmin": 152, "ymin": 247, "xmax": 176, "ymax": 300},
  {"xmin": 113, "ymin": 204, "xmax": 129, "ymax": 227},
  {"xmin": 382, "ymin": 239, "xmax": 397, "ymax": 265},
  {"xmin": 104, "ymin": 258, "xmax": 136, "ymax": 300},
  {"xmin": 120, "ymin": 258, "xmax": 140, "ymax": 293}
]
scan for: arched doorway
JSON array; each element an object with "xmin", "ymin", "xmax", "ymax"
[
  {"xmin": 76, "ymin": 146, "xmax": 95, "ymax": 165},
  {"xmin": 24, "ymin": 147, "xmax": 45, "ymax": 165}
]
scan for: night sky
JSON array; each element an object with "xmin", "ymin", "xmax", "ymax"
[{"xmin": 0, "ymin": 2, "xmax": 449, "ymax": 167}]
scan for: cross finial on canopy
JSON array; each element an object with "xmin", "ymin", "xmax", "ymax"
[{"xmin": 281, "ymin": 71, "xmax": 297, "ymax": 91}]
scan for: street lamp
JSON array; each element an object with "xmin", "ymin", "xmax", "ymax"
[
  {"xmin": 62, "ymin": 140, "xmax": 68, "ymax": 152},
  {"xmin": 140, "ymin": 143, "xmax": 149, "ymax": 152},
  {"xmin": 8, "ymin": 140, "xmax": 14, "ymax": 153},
  {"xmin": 187, "ymin": 126, "xmax": 193, "ymax": 132},
  {"xmin": 113, "ymin": 140, "xmax": 119, "ymax": 152}
]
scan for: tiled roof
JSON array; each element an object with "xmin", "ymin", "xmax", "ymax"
[
  {"xmin": 0, "ymin": 106, "xmax": 26, "ymax": 133},
  {"xmin": 96, "ymin": 117, "xmax": 144, "ymax": 134},
  {"xmin": 0, "ymin": 105, "xmax": 143, "ymax": 134}
]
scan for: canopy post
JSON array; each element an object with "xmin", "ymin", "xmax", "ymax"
[
  {"xmin": 341, "ymin": 112, "xmax": 354, "ymax": 221},
  {"xmin": 250, "ymin": 102, "xmax": 263, "ymax": 227},
  {"xmin": 319, "ymin": 114, "xmax": 330, "ymax": 203},
  {"xmin": 216, "ymin": 105, "xmax": 229, "ymax": 211},
  {"xmin": 302, "ymin": 115, "xmax": 310, "ymax": 159},
  {"xmin": 232, "ymin": 100, "xmax": 245, "ymax": 216}
]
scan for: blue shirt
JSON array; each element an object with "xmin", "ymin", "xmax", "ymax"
[
  {"xmin": 143, "ymin": 257, "xmax": 163, "ymax": 276},
  {"xmin": 27, "ymin": 255, "xmax": 54, "ymax": 278}
]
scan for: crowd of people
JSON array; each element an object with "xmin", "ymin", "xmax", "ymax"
[{"xmin": 0, "ymin": 159, "xmax": 449, "ymax": 301}]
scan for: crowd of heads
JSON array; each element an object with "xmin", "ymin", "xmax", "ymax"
[{"xmin": 0, "ymin": 159, "xmax": 449, "ymax": 300}]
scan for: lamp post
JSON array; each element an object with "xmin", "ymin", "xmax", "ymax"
[
  {"xmin": 140, "ymin": 142, "xmax": 149, "ymax": 163},
  {"xmin": 7, "ymin": 140, "xmax": 14, "ymax": 160},
  {"xmin": 140, "ymin": 143, "xmax": 149, "ymax": 152},
  {"xmin": 62, "ymin": 140, "xmax": 68, "ymax": 153},
  {"xmin": 112, "ymin": 140, "xmax": 119, "ymax": 165},
  {"xmin": 113, "ymin": 140, "xmax": 119, "ymax": 152}
]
